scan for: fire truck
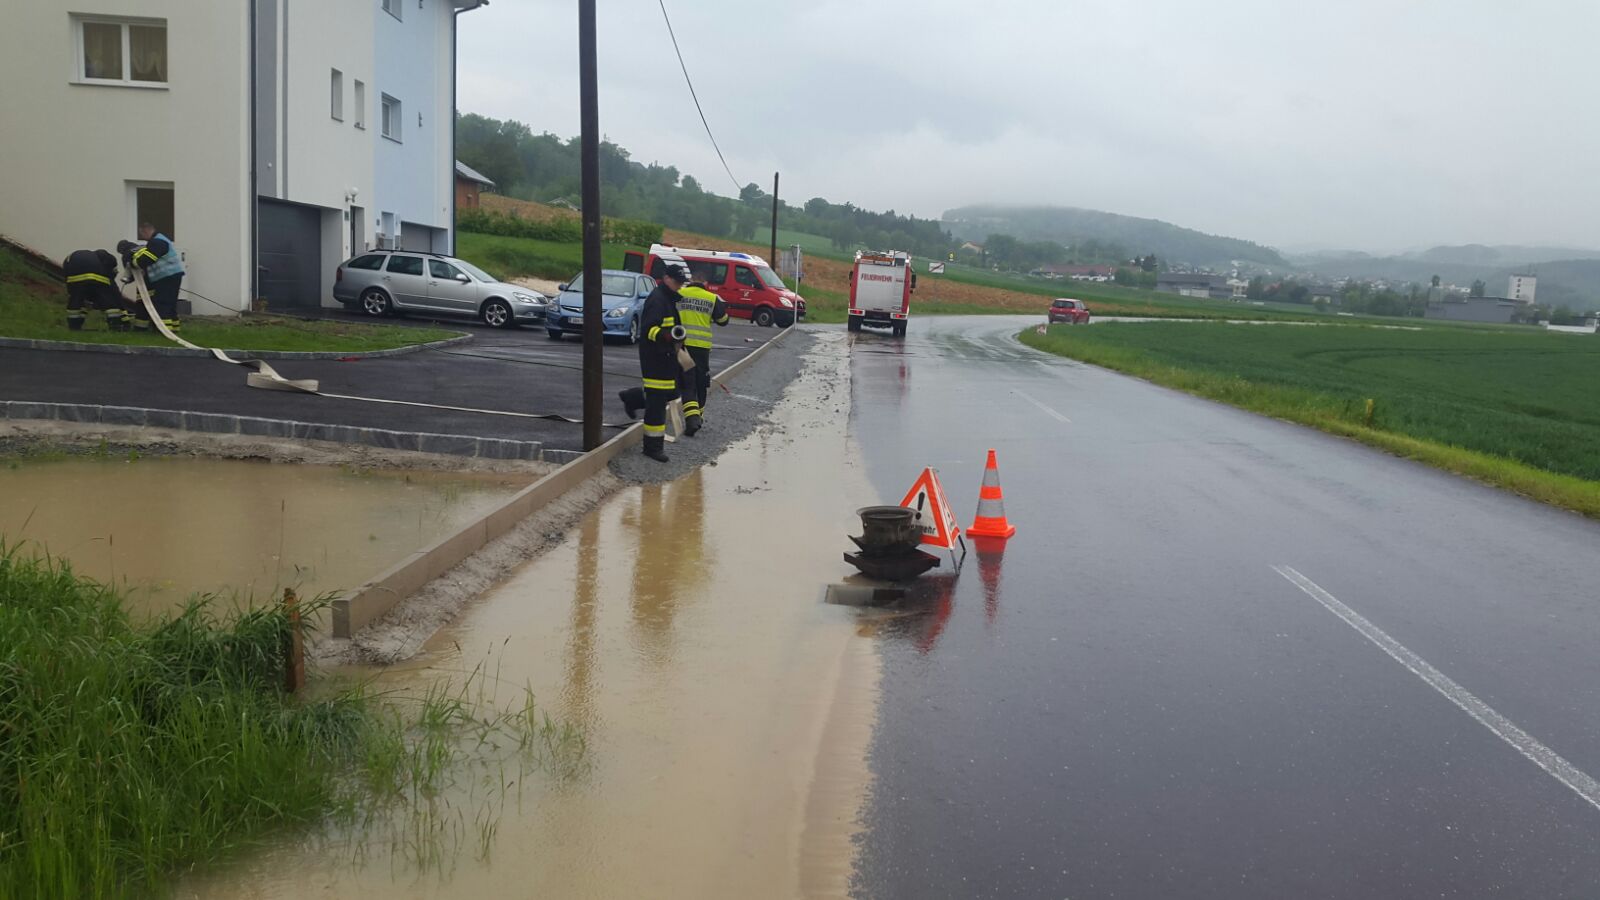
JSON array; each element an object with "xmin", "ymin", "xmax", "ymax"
[{"xmin": 848, "ymin": 250, "xmax": 915, "ymax": 337}]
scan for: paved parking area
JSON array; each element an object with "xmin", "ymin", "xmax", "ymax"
[{"xmin": 0, "ymin": 311, "xmax": 785, "ymax": 454}]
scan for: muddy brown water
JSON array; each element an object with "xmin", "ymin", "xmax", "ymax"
[
  {"xmin": 180, "ymin": 332, "xmax": 885, "ymax": 898},
  {"xmin": 0, "ymin": 457, "xmax": 530, "ymax": 617}
]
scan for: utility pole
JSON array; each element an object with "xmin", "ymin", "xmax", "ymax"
[
  {"xmin": 769, "ymin": 171, "xmax": 779, "ymax": 270},
  {"xmin": 578, "ymin": 0, "xmax": 602, "ymax": 451}
]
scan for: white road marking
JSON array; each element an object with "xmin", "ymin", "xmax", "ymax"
[
  {"xmin": 1014, "ymin": 389, "xmax": 1071, "ymax": 423},
  {"xmin": 1272, "ymin": 564, "xmax": 1600, "ymax": 813}
]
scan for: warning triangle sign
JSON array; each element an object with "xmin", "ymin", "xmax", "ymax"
[{"xmin": 899, "ymin": 467, "xmax": 962, "ymax": 550}]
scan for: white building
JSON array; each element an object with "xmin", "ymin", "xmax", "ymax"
[
  {"xmin": 0, "ymin": 0, "xmax": 485, "ymax": 314},
  {"xmin": 1508, "ymin": 273, "xmax": 1537, "ymax": 304}
]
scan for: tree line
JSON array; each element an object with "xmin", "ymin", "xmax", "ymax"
[{"xmin": 456, "ymin": 113, "xmax": 951, "ymax": 256}]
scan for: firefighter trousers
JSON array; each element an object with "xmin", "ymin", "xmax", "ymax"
[
  {"xmin": 148, "ymin": 274, "xmax": 183, "ymax": 322},
  {"xmin": 679, "ymin": 346, "xmax": 711, "ymax": 419},
  {"xmin": 639, "ymin": 379, "xmax": 677, "ymax": 452}
]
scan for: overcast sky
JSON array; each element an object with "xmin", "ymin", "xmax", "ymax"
[{"xmin": 458, "ymin": 0, "xmax": 1600, "ymax": 253}]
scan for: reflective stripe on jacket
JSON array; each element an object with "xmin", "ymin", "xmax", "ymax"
[
  {"xmin": 136, "ymin": 234, "xmax": 185, "ymax": 282},
  {"xmin": 637, "ymin": 283, "xmax": 683, "ymax": 384},
  {"xmin": 676, "ymin": 285, "xmax": 729, "ymax": 349}
]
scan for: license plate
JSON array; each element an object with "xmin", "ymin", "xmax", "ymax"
[{"xmin": 567, "ymin": 317, "xmax": 583, "ymax": 327}]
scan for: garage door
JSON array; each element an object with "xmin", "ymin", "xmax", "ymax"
[
  {"xmin": 258, "ymin": 199, "xmax": 322, "ymax": 309},
  {"xmin": 400, "ymin": 221, "xmax": 444, "ymax": 253}
]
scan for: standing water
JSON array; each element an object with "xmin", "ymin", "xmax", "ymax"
[{"xmin": 0, "ymin": 456, "xmax": 532, "ymax": 617}]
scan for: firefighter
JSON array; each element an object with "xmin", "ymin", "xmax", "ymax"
[
  {"xmin": 62, "ymin": 248, "xmax": 131, "ymax": 331},
  {"xmin": 626, "ymin": 255, "xmax": 690, "ymax": 462},
  {"xmin": 127, "ymin": 222, "xmax": 185, "ymax": 331},
  {"xmin": 674, "ymin": 278, "xmax": 729, "ymax": 436}
]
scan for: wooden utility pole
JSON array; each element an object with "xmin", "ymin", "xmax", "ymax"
[{"xmin": 579, "ymin": 0, "xmax": 603, "ymax": 450}]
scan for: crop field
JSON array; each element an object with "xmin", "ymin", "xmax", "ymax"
[{"xmin": 1021, "ymin": 321, "xmax": 1600, "ymax": 513}]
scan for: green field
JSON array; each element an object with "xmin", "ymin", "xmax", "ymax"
[
  {"xmin": 455, "ymin": 231, "xmax": 632, "ymax": 283},
  {"xmin": 1021, "ymin": 321, "xmax": 1600, "ymax": 514}
]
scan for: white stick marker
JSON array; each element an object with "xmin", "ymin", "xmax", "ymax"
[{"xmin": 1273, "ymin": 564, "xmax": 1600, "ymax": 813}]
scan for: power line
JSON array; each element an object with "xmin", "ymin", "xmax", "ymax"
[{"xmin": 657, "ymin": 0, "xmax": 743, "ymax": 195}]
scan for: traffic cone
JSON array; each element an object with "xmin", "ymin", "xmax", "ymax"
[{"xmin": 967, "ymin": 449, "xmax": 1016, "ymax": 539}]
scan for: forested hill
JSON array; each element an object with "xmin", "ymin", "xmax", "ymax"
[
  {"xmin": 942, "ymin": 204, "xmax": 1287, "ymax": 268},
  {"xmin": 455, "ymin": 113, "xmax": 952, "ymax": 257}
]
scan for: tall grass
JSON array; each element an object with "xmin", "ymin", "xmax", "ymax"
[{"xmin": 0, "ymin": 547, "xmax": 583, "ymax": 897}]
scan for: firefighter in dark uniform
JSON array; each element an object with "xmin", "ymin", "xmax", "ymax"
[
  {"xmin": 62, "ymin": 248, "xmax": 131, "ymax": 331},
  {"xmin": 628, "ymin": 256, "xmax": 691, "ymax": 462},
  {"xmin": 126, "ymin": 222, "xmax": 185, "ymax": 330},
  {"xmin": 674, "ymin": 280, "xmax": 729, "ymax": 436}
]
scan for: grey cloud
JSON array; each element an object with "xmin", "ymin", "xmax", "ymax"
[{"xmin": 459, "ymin": 0, "xmax": 1600, "ymax": 251}]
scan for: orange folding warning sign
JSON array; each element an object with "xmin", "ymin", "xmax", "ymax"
[{"xmin": 899, "ymin": 467, "xmax": 962, "ymax": 550}]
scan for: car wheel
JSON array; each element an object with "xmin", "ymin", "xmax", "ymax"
[
  {"xmin": 847, "ymin": 316, "xmax": 862, "ymax": 333},
  {"xmin": 360, "ymin": 288, "xmax": 391, "ymax": 317},
  {"xmin": 892, "ymin": 321, "xmax": 908, "ymax": 338},
  {"xmin": 753, "ymin": 306, "xmax": 774, "ymax": 328},
  {"xmin": 628, "ymin": 316, "xmax": 641, "ymax": 344},
  {"xmin": 482, "ymin": 299, "xmax": 514, "ymax": 329},
  {"xmin": 546, "ymin": 329, "xmax": 563, "ymax": 340}
]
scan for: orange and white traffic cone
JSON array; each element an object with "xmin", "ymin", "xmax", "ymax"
[{"xmin": 967, "ymin": 449, "xmax": 1016, "ymax": 539}]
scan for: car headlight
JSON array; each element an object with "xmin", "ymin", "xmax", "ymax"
[
  {"xmin": 604, "ymin": 306, "xmax": 628, "ymax": 319},
  {"xmin": 779, "ymin": 297, "xmax": 794, "ymax": 308},
  {"xmin": 512, "ymin": 292, "xmax": 545, "ymax": 306}
]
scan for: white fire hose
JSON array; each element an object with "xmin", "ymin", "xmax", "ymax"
[{"xmin": 128, "ymin": 273, "xmax": 651, "ymax": 430}]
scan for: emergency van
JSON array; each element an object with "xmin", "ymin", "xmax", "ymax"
[
  {"xmin": 848, "ymin": 250, "xmax": 915, "ymax": 337},
  {"xmin": 625, "ymin": 244, "xmax": 806, "ymax": 327}
]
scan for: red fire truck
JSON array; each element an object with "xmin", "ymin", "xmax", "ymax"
[{"xmin": 849, "ymin": 250, "xmax": 915, "ymax": 337}]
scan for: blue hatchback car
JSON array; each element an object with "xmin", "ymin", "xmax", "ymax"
[{"xmin": 546, "ymin": 270, "xmax": 657, "ymax": 343}]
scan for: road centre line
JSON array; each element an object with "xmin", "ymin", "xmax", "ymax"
[
  {"xmin": 1272, "ymin": 565, "xmax": 1600, "ymax": 813},
  {"xmin": 1014, "ymin": 389, "xmax": 1071, "ymax": 424}
]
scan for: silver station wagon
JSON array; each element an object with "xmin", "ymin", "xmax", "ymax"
[{"xmin": 333, "ymin": 250, "xmax": 550, "ymax": 328}]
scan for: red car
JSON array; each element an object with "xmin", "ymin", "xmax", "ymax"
[{"xmin": 1048, "ymin": 298, "xmax": 1091, "ymax": 324}]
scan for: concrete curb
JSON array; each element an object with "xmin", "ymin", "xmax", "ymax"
[
  {"xmin": 0, "ymin": 331, "xmax": 473, "ymax": 360},
  {"xmin": 331, "ymin": 324, "xmax": 798, "ymax": 638},
  {"xmin": 0, "ymin": 400, "xmax": 546, "ymax": 461}
]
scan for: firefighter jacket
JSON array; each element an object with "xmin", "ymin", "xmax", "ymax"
[
  {"xmin": 63, "ymin": 249, "xmax": 119, "ymax": 287},
  {"xmin": 637, "ymin": 282, "xmax": 683, "ymax": 390},
  {"xmin": 676, "ymin": 285, "xmax": 729, "ymax": 349},
  {"xmin": 132, "ymin": 233, "xmax": 184, "ymax": 282}
]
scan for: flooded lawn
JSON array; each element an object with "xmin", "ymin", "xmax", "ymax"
[
  {"xmin": 0, "ymin": 457, "xmax": 532, "ymax": 616},
  {"xmin": 181, "ymin": 333, "xmax": 883, "ymax": 898}
]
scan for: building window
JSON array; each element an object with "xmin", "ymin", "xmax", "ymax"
[
  {"xmin": 382, "ymin": 0, "xmax": 402, "ymax": 21},
  {"xmin": 130, "ymin": 183, "xmax": 175, "ymax": 241},
  {"xmin": 381, "ymin": 94, "xmax": 401, "ymax": 142},
  {"xmin": 330, "ymin": 69, "xmax": 343, "ymax": 121},
  {"xmin": 74, "ymin": 16, "xmax": 167, "ymax": 86},
  {"xmin": 353, "ymin": 79, "xmax": 366, "ymax": 129}
]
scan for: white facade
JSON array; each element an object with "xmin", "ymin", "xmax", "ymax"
[
  {"xmin": 1509, "ymin": 273, "xmax": 1537, "ymax": 304},
  {"xmin": 0, "ymin": 1, "xmax": 480, "ymax": 314},
  {"xmin": 0, "ymin": 3, "xmax": 253, "ymax": 313}
]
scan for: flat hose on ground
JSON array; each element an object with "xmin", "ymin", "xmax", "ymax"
[{"xmin": 129, "ymin": 274, "xmax": 633, "ymax": 428}]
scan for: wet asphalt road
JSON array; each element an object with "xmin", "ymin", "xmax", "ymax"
[
  {"xmin": 0, "ymin": 315, "xmax": 777, "ymax": 451},
  {"xmin": 847, "ymin": 316, "xmax": 1600, "ymax": 899}
]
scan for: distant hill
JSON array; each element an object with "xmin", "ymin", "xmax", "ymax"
[
  {"xmin": 1410, "ymin": 244, "xmax": 1600, "ymax": 267},
  {"xmin": 942, "ymin": 204, "xmax": 1287, "ymax": 268},
  {"xmin": 1296, "ymin": 252, "xmax": 1600, "ymax": 309}
]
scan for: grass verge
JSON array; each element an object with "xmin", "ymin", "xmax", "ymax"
[
  {"xmin": 0, "ymin": 246, "xmax": 460, "ymax": 352},
  {"xmin": 1019, "ymin": 322, "xmax": 1600, "ymax": 518},
  {"xmin": 0, "ymin": 548, "xmax": 583, "ymax": 897},
  {"xmin": 455, "ymin": 231, "xmax": 629, "ymax": 283}
]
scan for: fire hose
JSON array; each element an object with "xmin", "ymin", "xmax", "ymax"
[{"xmin": 128, "ymin": 273, "xmax": 645, "ymax": 428}]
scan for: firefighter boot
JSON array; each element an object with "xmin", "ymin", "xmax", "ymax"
[
  {"xmin": 618, "ymin": 388, "xmax": 644, "ymax": 420},
  {"xmin": 683, "ymin": 412, "xmax": 702, "ymax": 437},
  {"xmin": 105, "ymin": 310, "xmax": 129, "ymax": 332},
  {"xmin": 67, "ymin": 312, "xmax": 85, "ymax": 331},
  {"xmin": 642, "ymin": 435, "xmax": 669, "ymax": 463}
]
